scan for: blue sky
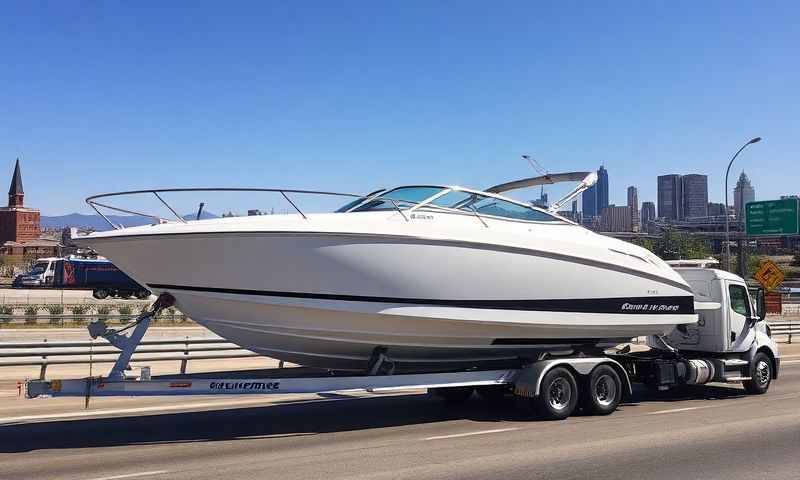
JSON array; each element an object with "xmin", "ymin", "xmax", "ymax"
[{"xmin": 2, "ymin": 1, "xmax": 798, "ymax": 215}]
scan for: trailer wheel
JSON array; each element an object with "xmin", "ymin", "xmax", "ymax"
[
  {"xmin": 743, "ymin": 352, "xmax": 772, "ymax": 395},
  {"xmin": 533, "ymin": 367, "xmax": 578, "ymax": 420},
  {"xmin": 93, "ymin": 288, "xmax": 109, "ymax": 300},
  {"xmin": 429, "ymin": 386, "xmax": 474, "ymax": 404},
  {"xmin": 581, "ymin": 365, "xmax": 622, "ymax": 415},
  {"xmin": 136, "ymin": 290, "xmax": 151, "ymax": 299},
  {"xmin": 118, "ymin": 290, "xmax": 133, "ymax": 299}
]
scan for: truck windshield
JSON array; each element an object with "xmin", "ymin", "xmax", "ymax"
[{"xmin": 29, "ymin": 262, "xmax": 48, "ymax": 275}]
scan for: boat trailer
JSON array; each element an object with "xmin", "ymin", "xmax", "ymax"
[{"xmin": 25, "ymin": 294, "xmax": 633, "ymax": 420}]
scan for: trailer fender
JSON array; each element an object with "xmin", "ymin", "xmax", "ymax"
[{"xmin": 514, "ymin": 358, "xmax": 632, "ymax": 398}]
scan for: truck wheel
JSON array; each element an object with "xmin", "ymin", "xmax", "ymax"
[
  {"xmin": 581, "ymin": 365, "xmax": 622, "ymax": 415},
  {"xmin": 93, "ymin": 288, "xmax": 109, "ymax": 300},
  {"xmin": 136, "ymin": 290, "xmax": 151, "ymax": 299},
  {"xmin": 118, "ymin": 290, "xmax": 133, "ymax": 299},
  {"xmin": 429, "ymin": 386, "xmax": 474, "ymax": 404},
  {"xmin": 533, "ymin": 367, "xmax": 578, "ymax": 420},
  {"xmin": 743, "ymin": 352, "xmax": 772, "ymax": 395}
]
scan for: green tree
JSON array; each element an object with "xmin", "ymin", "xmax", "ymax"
[{"xmin": 631, "ymin": 231, "xmax": 711, "ymax": 261}]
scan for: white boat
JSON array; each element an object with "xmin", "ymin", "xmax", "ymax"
[{"xmin": 76, "ymin": 173, "xmax": 697, "ymax": 371}]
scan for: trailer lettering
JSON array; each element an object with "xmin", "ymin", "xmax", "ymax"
[{"xmin": 209, "ymin": 381, "xmax": 280, "ymax": 391}]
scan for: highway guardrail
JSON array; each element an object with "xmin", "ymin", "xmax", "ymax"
[
  {"xmin": 769, "ymin": 321, "xmax": 797, "ymax": 344},
  {"xmin": 0, "ymin": 338, "xmax": 260, "ymax": 379}
]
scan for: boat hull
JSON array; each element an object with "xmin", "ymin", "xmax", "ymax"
[{"xmin": 80, "ymin": 224, "xmax": 696, "ymax": 371}]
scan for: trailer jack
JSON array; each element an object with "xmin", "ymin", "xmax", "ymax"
[{"xmin": 86, "ymin": 293, "xmax": 175, "ymax": 381}]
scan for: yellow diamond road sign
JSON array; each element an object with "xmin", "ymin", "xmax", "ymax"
[{"xmin": 754, "ymin": 260, "xmax": 785, "ymax": 291}]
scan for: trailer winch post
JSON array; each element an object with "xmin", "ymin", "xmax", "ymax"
[{"xmin": 90, "ymin": 293, "xmax": 175, "ymax": 381}]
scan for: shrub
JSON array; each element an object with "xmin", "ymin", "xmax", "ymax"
[
  {"xmin": 118, "ymin": 304, "xmax": 133, "ymax": 316},
  {"xmin": 23, "ymin": 305, "xmax": 39, "ymax": 324},
  {"xmin": 70, "ymin": 304, "xmax": 92, "ymax": 315},
  {"xmin": 0, "ymin": 305, "xmax": 13, "ymax": 315},
  {"xmin": 96, "ymin": 305, "xmax": 111, "ymax": 317},
  {"xmin": 46, "ymin": 304, "xmax": 65, "ymax": 315}
]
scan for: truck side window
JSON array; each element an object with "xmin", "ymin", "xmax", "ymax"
[{"xmin": 729, "ymin": 285, "xmax": 751, "ymax": 317}]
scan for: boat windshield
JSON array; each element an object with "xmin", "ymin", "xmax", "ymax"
[
  {"xmin": 348, "ymin": 186, "xmax": 444, "ymax": 212},
  {"xmin": 428, "ymin": 190, "xmax": 562, "ymax": 222},
  {"xmin": 343, "ymin": 186, "xmax": 564, "ymax": 223}
]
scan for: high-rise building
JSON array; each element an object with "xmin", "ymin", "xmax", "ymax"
[
  {"xmin": 600, "ymin": 205, "xmax": 631, "ymax": 232},
  {"xmin": 682, "ymin": 174, "xmax": 708, "ymax": 218},
  {"xmin": 708, "ymin": 202, "xmax": 725, "ymax": 216},
  {"xmin": 734, "ymin": 171, "xmax": 755, "ymax": 220},
  {"xmin": 627, "ymin": 186, "xmax": 640, "ymax": 232},
  {"xmin": 532, "ymin": 190, "xmax": 548, "ymax": 208},
  {"xmin": 657, "ymin": 174, "xmax": 683, "ymax": 220},
  {"xmin": 641, "ymin": 201, "xmax": 656, "ymax": 229},
  {"xmin": 582, "ymin": 185, "xmax": 597, "ymax": 220},
  {"xmin": 596, "ymin": 166, "xmax": 609, "ymax": 213},
  {"xmin": 581, "ymin": 166, "xmax": 608, "ymax": 227}
]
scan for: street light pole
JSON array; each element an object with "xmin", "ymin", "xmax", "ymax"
[{"xmin": 724, "ymin": 137, "xmax": 762, "ymax": 272}]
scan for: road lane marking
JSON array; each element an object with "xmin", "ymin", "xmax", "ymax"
[
  {"xmin": 647, "ymin": 406, "xmax": 711, "ymax": 415},
  {"xmin": 85, "ymin": 470, "xmax": 168, "ymax": 480},
  {"xmin": 0, "ymin": 396, "xmax": 353, "ymax": 425},
  {"xmin": 424, "ymin": 427, "xmax": 520, "ymax": 441}
]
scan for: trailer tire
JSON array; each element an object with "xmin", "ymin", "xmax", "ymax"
[
  {"xmin": 743, "ymin": 352, "xmax": 772, "ymax": 395},
  {"xmin": 429, "ymin": 386, "xmax": 474, "ymax": 404},
  {"xmin": 533, "ymin": 367, "xmax": 578, "ymax": 420},
  {"xmin": 581, "ymin": 365, "xmax": 622, "ymax": 415},
  {"xmin": 93, "ymin": 288, "xmax": 109, "ymax": 300},
  {"xmin": 136, "ymin": 290, "xmax": 151, "ymax": 299}
]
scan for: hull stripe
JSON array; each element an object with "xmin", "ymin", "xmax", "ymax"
[{"xmin": 148, "ymin": 284, "xmax": 695, "ymax": 315}]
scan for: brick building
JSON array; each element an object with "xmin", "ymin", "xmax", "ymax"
[{"xmin": 0, "ymin": 159, "xmax": 60, "ymax": 258}]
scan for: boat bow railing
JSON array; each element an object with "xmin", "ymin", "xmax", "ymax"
[{"xmin": 85, "ymin": 187, "xmax": 432, "ymax": 230}]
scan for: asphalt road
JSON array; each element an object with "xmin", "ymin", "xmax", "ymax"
[{"xmin": 0, "ymin": 355, "xmax": 798, "ymax": 480}]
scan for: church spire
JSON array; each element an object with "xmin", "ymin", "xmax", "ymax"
[{"xmin": 8, "ymin": 158, "xmax": 24, "ymax": 207}]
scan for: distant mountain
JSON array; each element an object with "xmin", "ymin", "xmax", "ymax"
[{"xmin": 41, "ymin": 211, "xmax": 218, "ymax": 231}]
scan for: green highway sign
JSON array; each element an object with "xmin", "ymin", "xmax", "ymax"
[{"xmin": 745, "ymin": 198, "xmax": 800, "ymax": 236}]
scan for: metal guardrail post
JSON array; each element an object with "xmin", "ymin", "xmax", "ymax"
[
  {"xmin": 180, "ymin": 336, "xmax": 189, "ymax": 374},
  {"xmin": 39, "ymin": 338, "xmax": 47, "ymax": 380}
]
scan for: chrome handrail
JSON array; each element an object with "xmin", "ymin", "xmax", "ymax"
[{"xmin": 86, "ymin": 187, "xmax": 367, "ymax": 230}]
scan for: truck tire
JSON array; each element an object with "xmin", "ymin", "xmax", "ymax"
[
  {"xmin": 743, "ymin": 352, "xmax": 772, "ymax": 395},
  {"xmin": 429, "ymin": 386, "xmax": 474, "ymax": 404},
  {"xmin": 118, "ymin": 290, "xmax": 133, "ymax": 299},
  {"xmin": 533, "ymin": 367, "xmax": 578, "ymax": 420},
  {"xmin": 580, "ymin": 365, "xmax": 622, "ymax": 415},
  {"xmin": 136, "ymin": 290, "xmax": 151, "ymax": 299},
  {"xmin": 93, "ymin": 288, "xmax": 109, "ymax": 300}
]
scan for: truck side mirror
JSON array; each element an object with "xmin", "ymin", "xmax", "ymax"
[{"xmin": 756, "ymin": 289, "xmax": 767, "ymax": 321}]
